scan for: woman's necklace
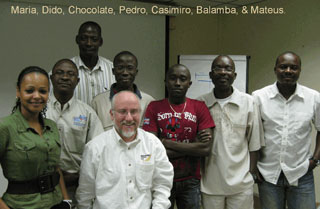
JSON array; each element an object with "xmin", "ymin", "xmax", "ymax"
[{"xmin": 168, "ymin": 100, "xmax": 187, "ymax": 119}]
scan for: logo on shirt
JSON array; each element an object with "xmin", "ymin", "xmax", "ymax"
[
  {"xmin": 157, "ymin": 112, "xmax": 197, "ymax": 122},
  {"xmin": 165, "ymin": 117, "xmax": 182, "ymax": 140},
  {"xmin": 73, "ymin": 115, "xmax": 87, "ymax": 127},
  {"xmin": 141, "ymin": 154, "xmax": 151, "ymax": 161},
  {"xmin": 143, "ymin": 118, "xmax": 150, "ymax": 125}
]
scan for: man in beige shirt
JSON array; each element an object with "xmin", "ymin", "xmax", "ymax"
[
  {"xmin": 47, "ymin": 59, "xmax": 104, "ymax": 205},
  {"xmin": 198, "ymin": 55, "xmax": 264, "ymax": 209},
  {"xmin": 91, "ymin": 51, "xmax": 154, "ymax": 131}
]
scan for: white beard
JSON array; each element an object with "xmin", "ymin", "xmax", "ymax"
[
  {"xmin": 113, "ymin": 121, "xmax": 137, "ymax": 139},
  {"xmin": 122, "ymin": 130, "xmax": 136, "ymax": 138}
]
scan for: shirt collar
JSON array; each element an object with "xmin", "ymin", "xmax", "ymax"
[
  {"xmin": 14, "ymin": 108, "xmax": 52, "ymax": 133},
  {"xmin": 78, "ymin": 56, "xmax": 102, "ymax": 72},
  {"xmin": 205, "ymin": 87, "xmax": 241, "ymax": 108},
  {"xmin": 50, "ymin": 95, "xmax": 75, "ymax": 111},
  {"xmin": 112, "ymin": 126, "xmax": 141, "ymax": 146},
  {"xmin": 269, "ymin": 82, "xmax": 304, "ymax": 100},
  {"xmin": 109, "ymin": 83, "xmax": 142, "ymax": 100}
]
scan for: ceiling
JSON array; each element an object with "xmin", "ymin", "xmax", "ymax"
[{"xmin": 125, "ymin": 0, "xmax": 269, "ymax": 8}]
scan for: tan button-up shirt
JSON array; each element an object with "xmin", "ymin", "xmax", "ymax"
[
  {"xmin": 47, "ymin": 96, "xmax": 103, "ymax": 173},
  {"xmin": 198, "ymin": 88, "xmax": 264, "ymax": 195}
]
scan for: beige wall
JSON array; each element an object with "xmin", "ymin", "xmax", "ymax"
[
  {"xmin": 0, "ymin": 0, "xmax": 166, "ymax": 119},
  {"xmin": 169, "ymin": 0, "xmax": 320, "ymax": 202},
  {"xmin": 0, "ymin": 0, "xmax": 166, "ymax": 195},
  {"xmin": 170, "ymin": 0, "xmax": 320, "ymax": 93},
  {"xmin": 219, "ymin": 0, "xmax": 320, "ymax": 93},
  {"xmin": 169, "ymin": 14, "xmax": 220, "ymax": 66}
]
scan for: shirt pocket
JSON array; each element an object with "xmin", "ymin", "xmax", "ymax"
[
  {"xmin": 228, "ymin": 123, "xmax": 247, "ymax": 148},
  {"xmin": 14, "ymin": 141, "xmax": 37, "ymax": 161},
  {"xmin": 294, "ymin": 112, "xmax": 312, "ymax": 137},
  {"xmin": 136, "ymin": 163, "xmax": 154, "ymax": 190},
  {"xmin": 65, "ymin": 128, "xmax": 86, "ymax": 154}
]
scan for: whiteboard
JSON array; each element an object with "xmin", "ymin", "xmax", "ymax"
[{"xmin": 179, "ymin": 55, "xmax": 249, "ymax": 99}]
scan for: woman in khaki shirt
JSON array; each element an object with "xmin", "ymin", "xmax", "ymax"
[{"xmin": 0, "ymin": 66, "xmax": 70, "ymax": 209}]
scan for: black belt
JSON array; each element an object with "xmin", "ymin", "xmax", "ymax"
[{"xmin": 6, "ymin": 172, "xmax": 60, "ymax": 194}]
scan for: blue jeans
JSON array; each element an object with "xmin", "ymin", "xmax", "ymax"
[
  {"xmin": 169, "ymin": 178, "xmax": 200, "ymax": 209},
  {"xmin": 258, "ymin": 171, "xmax": 316, "ymax": 209}
]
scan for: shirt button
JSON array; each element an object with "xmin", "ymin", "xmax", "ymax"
[
  {"xmin": 130, "ymin": 197, "xmax": 133, "ymax": 200},
  {"xmin": 128, "ymin": 164, "xmax": 131, "ymax": 167},
  {"xmin": 128, "ymin": 147, "xmax": 130, "ymax": 150},
  {"xmin": 129, "ymin": 180, "xmax": 132, "ymax": 183}
]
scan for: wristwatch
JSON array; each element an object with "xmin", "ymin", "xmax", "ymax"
[
  {"xmin": 63, "ymin": 200, "xmax": 72, "ymax": 209},
  {"xmin": 310, "ymin": 157, "xmax": 320, "ymax": 166}
]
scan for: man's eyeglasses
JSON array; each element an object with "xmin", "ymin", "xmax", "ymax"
[{"xmin": 113, "ymin": 109, "xmax": 140, "ymax": 116}]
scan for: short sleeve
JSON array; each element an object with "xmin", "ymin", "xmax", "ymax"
[
  {"xmin": 142, "ymin": 101, "xmax": 159, "ymax": 133},
  {"xmin": 248, "ymin": 99, "xmax": 265, "ymax": 151},
  {"xmin": 313, "ymin": 92, "xmax": 320, "ymax": 131},
  {"xmin": 196, "ymin": 101, "xmax": 215, "ymax": 131},
  {"xmin": 87, "ymin": 110, "xmax": 104, "ymax": 142}
]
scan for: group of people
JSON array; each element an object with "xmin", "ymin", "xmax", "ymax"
[{"xmin": 0, "ymin": 20, "xmax": 319, "ymax": 209}]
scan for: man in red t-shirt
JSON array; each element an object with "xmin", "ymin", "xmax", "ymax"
[{"xmin": 143, "ymin": 64, "xmax": 215, "ymax": 209}]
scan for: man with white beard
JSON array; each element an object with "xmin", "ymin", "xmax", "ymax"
[{"xmin": 76, "ymin": 91, "xmax": 174, "ymax": 209}]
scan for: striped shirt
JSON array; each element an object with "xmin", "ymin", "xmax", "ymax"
[{"xmin": 71, "ymin": 55, "xmax": 115, "ymax": 105}]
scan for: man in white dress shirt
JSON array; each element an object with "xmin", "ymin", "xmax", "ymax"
[
  {"xmin": 252, "ymin": 51, "xmax": 320, "ymax": 209},
  {"xmin": 76, "ymin": 91, "xmax": 174, "ymax": 209},
  {"xmin": 71, "ymin": 21, "xmax": 115, "ymax": 105}
]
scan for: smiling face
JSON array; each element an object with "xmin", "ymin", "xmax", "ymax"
[
  {"xmin": 76, "ymin": 24, "xmax": 102, "ymax": 58},
  {"xmin": 51, "ymin": 60, "xmax": 79, "ymax": 94},
  {"xmin": 113, "ymin": 53, "xmax": 138, "ymax": 90},
  {"xmin": 16, "ymin": 72, "xmax": 49, "ymax": 117},
  {"xmin": 110, "ymin": 91, "xmax": 141, "ymax": 142},
  {"xmin": 210, "ymin": 55, "xmax": 237, "ymax": 90},
  {"xmin": 274, "ymin": 52, "xmax": 301, "ymax": 87}
]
